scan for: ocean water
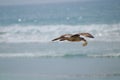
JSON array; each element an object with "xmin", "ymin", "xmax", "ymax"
[{"xmin": 0, "ymin": 0, "xmax": 120, "ymax": 80}]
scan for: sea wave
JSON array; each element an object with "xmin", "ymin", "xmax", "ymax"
[
  {"xmin": 0, "ymin": 52, "xmax": 120, "ymax": 58},
  {"xmin": 2, "ymin": 73, "xmax": 120, "ymax": 78},
  {"xmin": 0, "ymin": 23, "xmax": 120, "ymax": 43}
]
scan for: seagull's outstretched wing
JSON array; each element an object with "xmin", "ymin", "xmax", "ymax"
[
  {"xmin": 52, "ymin": 34, "xmax": 72, "ymax": 41},
  {"xmin": 73, "ymin": 33, "xmax": 94, "ymax": 38},
  {"xmin": 61, "ymin": 34, "xmax": 72, "ymax": 37}
]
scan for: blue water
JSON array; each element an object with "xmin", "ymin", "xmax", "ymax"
[
  {"xmin": 0, "ymin": 0, "xmax": 120, "ymax": 25},
  {"xmin": 0, "ymin": 0, "xmax": 120, "ymax": 80}
]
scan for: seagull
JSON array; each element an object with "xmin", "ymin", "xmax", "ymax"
[{"xmin": 52, "ymin": 33, "xmax": 94, "ymax": 46}]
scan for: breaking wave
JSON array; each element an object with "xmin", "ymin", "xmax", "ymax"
[
  {"xmin": 3, "ymin": 73, "xmax": 120, "ymax": 78},
  {"xmin": 0, "ymin": 52, "xmax": 120, "ymax": 58},
  {"xmin": 0, "ymin": 23, "xmax": 120, "ymax": 43}
]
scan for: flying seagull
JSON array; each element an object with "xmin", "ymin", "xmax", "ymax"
[{"xmin": 52, "ymin": 33, "xmax": 94, "ymax": 46}]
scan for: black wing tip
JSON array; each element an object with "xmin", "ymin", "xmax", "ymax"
[{"xmin": 90, "ymin": 36, "xmax": 94, "ymax": 38}]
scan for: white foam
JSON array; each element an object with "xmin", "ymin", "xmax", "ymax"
[
  {"xmin": 0, "ymin": 52, "xmax": 64, "ymax": 58},
  {"xmin": 0, "ymin": 23, "xmax": 120, "ymax": 43},
  {"xmin": 0, "ymin": 52, "xmax": 120, "ymax": 58},
  {"xmin": 88, "ymin": 53, "xmax": 120, "ymax": 58}
]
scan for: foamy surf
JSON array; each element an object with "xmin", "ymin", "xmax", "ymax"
[
  {"xmin": 2, "ymin": 73, "xmax": 120, "ymax": 78},
  {"xmin": 0, "ymin": 53, "xmax": 120, "ymax": 58},
  {"xmin": 0, "ymin": 23, "xmax": 120, "ymax": 43}
]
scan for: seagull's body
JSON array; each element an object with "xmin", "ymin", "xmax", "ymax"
[{"xmin": 52, "ymin": 33, "xmax": 94, "ymax": 46}]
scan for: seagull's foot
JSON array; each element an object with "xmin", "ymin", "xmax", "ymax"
[{"xmin": 82, "ymin": 43, "xmax": 87, "ymax": 46}]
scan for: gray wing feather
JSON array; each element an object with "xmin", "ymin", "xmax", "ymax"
[{"xmin": 52, "ymin": 34, "xmax": 72, "ymax": 41}]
